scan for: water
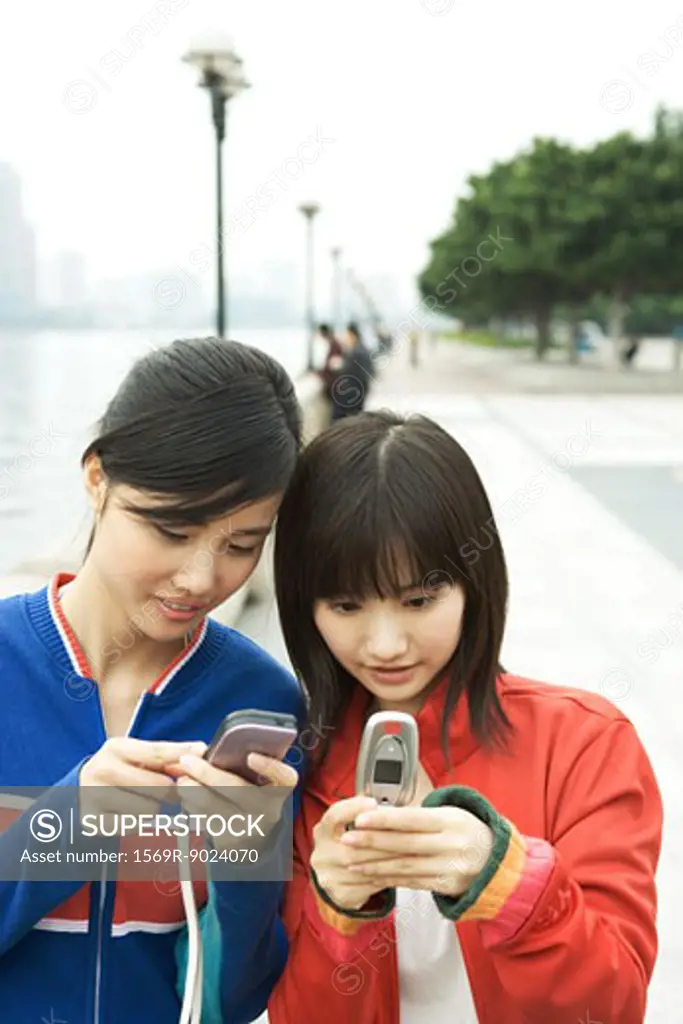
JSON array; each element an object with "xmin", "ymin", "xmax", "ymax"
[{"xmin": 0, "ymin": 328, "xmax": 309, "ymax": 574}]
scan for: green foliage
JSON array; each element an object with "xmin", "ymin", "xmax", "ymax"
[
  {"xmin": 442, "ymin": 329, "xmax": 540, "ymax": 349},
  {"xmin": 419, "ymin": 106, "xmax": 683, "ymax": 359},
  {"xmin": 571, "ymin": 293, "xmax": 683, "ymax": 336}
]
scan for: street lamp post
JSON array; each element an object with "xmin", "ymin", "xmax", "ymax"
[
  {"xmin": 183, "ymin": 36, "xmax": 249, "ymax": 339},
  {"xmin": 331, "ymin": 246, "xmax": 342, "ymax": 332},
  {"xmin": 299, "ymin": 202, "xmax": 320, "ymax": 372}
]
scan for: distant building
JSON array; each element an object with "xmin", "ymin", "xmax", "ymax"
[
  {"xmin": 56, "ymin": 251, "xmax": 87, "ymax": 309},
  {"xmin": 0, "ymin": 163, "xmax": 37, "ymax": 322},
  {"xmin": 41, "ymin": 251, "xmax": 87, "ymax": 310},
  {"xmin": 89, "ymin": 269, "xmax": 211, "ymax": 329}
]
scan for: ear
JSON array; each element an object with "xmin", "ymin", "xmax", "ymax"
[{"xmin": 83, "ymin": 454, "xmax": 109, "ymax": 515}]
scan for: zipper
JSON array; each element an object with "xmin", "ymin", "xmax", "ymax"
[
  {"xmin": 91, "ymin": 686, "xmax": 110, "ymax": 1024},
  {"xmin": 51, "ymin": 579, "xmax": 192, "ymax": 1023}
]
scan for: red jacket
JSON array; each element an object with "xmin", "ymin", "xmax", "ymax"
[{"xmin": 269, "ymin": 673, "xmax": 662, "ymax": 1023}]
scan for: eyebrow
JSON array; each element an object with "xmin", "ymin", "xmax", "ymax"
[
  {"xmin": 229, "ymin": 525, "xmax": 273, "ymax": 537},
  {"xmin": 402, "ymin": 577, "xmax": 450, "ymax": 592}
]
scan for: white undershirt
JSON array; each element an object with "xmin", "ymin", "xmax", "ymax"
[{"xmin": 395, "ymin": 887, "xmax": 478, "ymax": 1022}]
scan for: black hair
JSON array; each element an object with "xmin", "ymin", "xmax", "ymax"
[
  {"xmin": 274, "ymin": 410, "xmax": 511, "ymax": 763},
  {"xmin": 82, "ymin": 337, "xmax": 302, "ymax": 542},
  {"xmin": 346, "ymin": 321, "xmax": 361, "ymax": 341},
  {"xmin": 317, "ymin": 323, "xmax": 332, "ymax": 336}
]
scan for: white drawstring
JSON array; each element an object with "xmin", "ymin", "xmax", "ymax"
[{"xmin": 177, "ymin": 832, "xmax": 203, "ymax": 1024}]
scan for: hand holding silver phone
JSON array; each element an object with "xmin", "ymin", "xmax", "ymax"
[{"xmin": 355, "ymin": 711, "xmax": 419, "ymax": 806}]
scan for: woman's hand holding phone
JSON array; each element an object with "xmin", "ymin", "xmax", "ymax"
[
  {"xmin": 174, "ymin": 751, "xmax": 298, "ymax": 852},
  {"xmin": 79, "ymin": 737, "xmax": 207, "ymax": 820},
  {"xmin": 337, "ymin": 804, "xmax": 494, "ymax": 897},
  {"xmin": 77, "ymin": 719, "xmax": 299, "ymax": 850},
  {"xmin": 310, "ymin": 796, "xmax": 392, "ymax": 911},
  {"xmin": 339, "ymin": 711, "xmax": 493, "ymax": 898}
]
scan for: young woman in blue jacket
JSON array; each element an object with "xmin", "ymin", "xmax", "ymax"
[{"xmin": 0, "ymin": 337, "xmax": 305, "ymax": 1023}]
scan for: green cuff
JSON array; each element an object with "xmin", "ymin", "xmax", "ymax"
[
  {"xmin": 421, "ymin": 785, "xmax": 511, "ymax": 921},
  {"xmin": 310, "ymin": 866, "xmax": 396, "ymax": 919}
]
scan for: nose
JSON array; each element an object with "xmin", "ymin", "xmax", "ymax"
[
  {"xmin": 171, "ymin": 547, "xmax": 217, "ymax": 599},
  {"xmin": 364, "ymin": 612, "xmax": 410, "ymax": 664}
]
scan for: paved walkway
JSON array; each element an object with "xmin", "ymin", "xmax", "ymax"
[
  {"xmin": 240, "ymin": 340, "xmax": 683, "ymax": 1022},
  {"xmin": 372, "ymin": 335, "xmax": 683, "ymax": 394}
]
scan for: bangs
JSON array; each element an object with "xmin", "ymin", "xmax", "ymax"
[
  {"xmin": 121, "ymin": 475, "xmax": 281, "ymax": 528},
  {"xmin": 309, "ymin": 476, "xmax": 460, "ymax": 602}
]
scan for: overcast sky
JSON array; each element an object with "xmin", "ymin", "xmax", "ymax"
[{"xmin": 2, "ymin": 0, "xmax": 683, "ymax": 306}]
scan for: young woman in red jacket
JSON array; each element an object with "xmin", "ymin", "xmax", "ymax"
[{"xmin": 268, "ymin": 410, "xmax": 662, "ymax": 1024}]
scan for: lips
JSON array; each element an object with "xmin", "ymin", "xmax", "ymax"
[
  {"xmin": 159, "ymin": 598, "xmax": 206, "ymax": 612},
  {"xmin": 366, "ymin": 664, "xmax": 419, "ymax": 685},
  {"xmin": 367, "ymin": 664, "xmax": 417, "ymax": 673},
  {"xmin": 155, "ymin": 596, "xmax": 209, "ymax": 622}
]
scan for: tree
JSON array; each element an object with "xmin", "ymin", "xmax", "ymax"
[
  {"xmin": 565, "ymin": 112, "xmax": 683, "ymax": 350},
  {"xmin": 419, "ymin": 107, "xmax": 683, "ymax": 364},
  {"xmin": 420, "ymin": 139, "xmax": 595, "ymax": 358}
]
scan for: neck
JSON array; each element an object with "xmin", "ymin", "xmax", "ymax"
[
  {"xmin": 59, "ymin": 562, "xmax": 185, "ymax": 691},
  {"xmin": 371, "ymin": 673, "xmax": 445, "ymax": 718},
  {"xmin": 372, "ymin": 693, "xmax": 426, "ymax": 717}
]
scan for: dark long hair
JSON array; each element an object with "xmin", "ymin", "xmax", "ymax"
[
  {"xmin": 82, "ymin": 337, "xmax": 302, "ymax": 543},
  {"xmin": 274, "ymin": 410, "xmax": 511, "ymax": 763}
]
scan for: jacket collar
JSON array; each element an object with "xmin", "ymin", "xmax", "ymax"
[
  {"xmin": 306, "ymin": 674, "xmax": 481, "ymax": 806},
  {"xmin": 43, "ymin": 572, "xmax": 209, "ymax": 695}
]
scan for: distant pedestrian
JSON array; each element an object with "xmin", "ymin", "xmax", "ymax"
[
  {"xmin": 621, "ymin": 336, "xmax": 641, "ymax": 367},
  {"xmin": 374, "ymin": 324, "xmax": 394, "ymax": 356},
  {"xmin": 330, "ymin": 321, "xmax": 375, "ymax": 422},
  {"xmin": 315, "ymin": 323, "xmax": 344, "ymax": 413}
]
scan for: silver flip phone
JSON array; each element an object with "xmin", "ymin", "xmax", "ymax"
[{"xmin": 355, "ymin": 711, "xmax": 419, "ymax": 806}]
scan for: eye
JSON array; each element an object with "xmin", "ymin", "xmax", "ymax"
[
  {"xmin": 227, "ymin": 543, "xmax": 260, "ymax": 557},
  {"xmin": 330, "ymin": 600, "xmax": 361, "ymax": 613},
  {"xmin": 154, "ymin": 524, "xmax": 189, "ymax": 543},
  {"xmin": 404, "ymin": 594, "xmax": 436, "ymax": 609}
]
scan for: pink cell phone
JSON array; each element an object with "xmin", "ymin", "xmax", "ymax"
[{"xmin": 204, "ymin": 709, "xmax": 298, "ymax": 784}]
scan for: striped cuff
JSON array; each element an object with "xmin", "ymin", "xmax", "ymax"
[
  {"xmin": 421, "ymin": 786, "xmax": 555, "ymax": 941},
  {"xmin": 310, "ymin": 865, "xmax": 395, "ymax": 933},
  {"xmin": 303, "ymin": 881, "xmax": 393, "ymax": 961},
  {"xmin": 478, "ymin": 836, "xmax": 555, "ymax": 946}
]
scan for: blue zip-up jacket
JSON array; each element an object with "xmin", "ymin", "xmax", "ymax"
[{"xmin": 0, "ymin": 574, "xmax": 305, "ymax": 1023}]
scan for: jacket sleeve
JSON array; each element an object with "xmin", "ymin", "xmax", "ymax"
[
  {"xmin": 432, "ymin": 717, "xmax": 662, "ymax": 1023},
  {"xmin": 184, "ymin": 877, "xmax": 290, "ymax": 1024},
  {"xmin": 175, "ymin": 789, "xmax": 302, "ymax": 1023},
  {"xmin": 267, "ymin": 814, "xmax": 397, "ymax": 1023},
  {"xmin": 174, "ymin": 675, "xmax": 309, "ymax": 1022},
  {"xmin": 0, "ymin": 764, "xmax": 92, "ymax": 956}
]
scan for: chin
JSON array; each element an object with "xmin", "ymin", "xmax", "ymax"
[
  {"xmin": 147, "ymin": 619, "xmax": 196, "ymax": 642},
  {"xmin": 362, "ymin": 675, "xmax": 427, "ymax": 704}
]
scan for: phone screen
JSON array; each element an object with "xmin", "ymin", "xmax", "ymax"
[{"xmin": 373, "ymin": 759, "xmax": 403, "ymax": 784}]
